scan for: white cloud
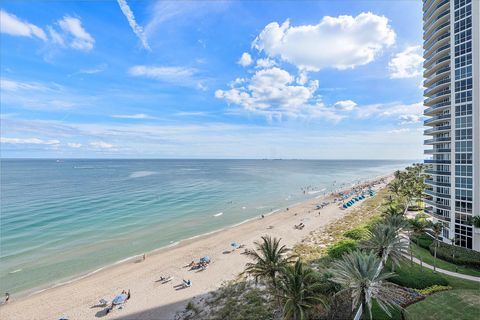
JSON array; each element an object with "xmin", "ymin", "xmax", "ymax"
[
  {"xmin": 67, "ymin": 142, "xmax": 82, "ymax": 148},
  {"xmin": 90, "ymin": 141, "xmax": 115, "ymax": 149},
  {"xmin": 0, "ymin": 10, "xmax": 47, "ymax": 41},
  {"xmin": 256, "ymin": 58, "xmax": 276, "ymax": 69},
  {"xmin": 58, "ymin": 16, "xmax": 95, "ymax": 51},
  {"xmin": 117, "ymin": 0, "xmax": 151, "ymax": 50},
  {"xmin": 128, "ymin": 65, "xmax": 199, "ymax": 86},
  {"xmin": 0, "ymin": 78, "xmax": 53, "ymax": 91},
  {"xmin": 47, "ymin": 26, "xmax": 65, "ymax": 45},
  {"xmin": 238, "ymin": 52, "xmax": 253, "ymax": 66},
  {"xmin": 388, "ymin": 45, "xmax": 423, "ymax": 79},
  {"xmin": 334, "ymin": 100, "xmax": 357, "ymax": 111},
  {"xmin": 252, "ymin": 13, "xmax": 395, "ymax": 71},
  {"xmin": 388, "ymin": 128, "xmax": 411, "ymax": 134},
  {"xmin": 356, "ymin": 101, "xmax": 423, "ymax": 123},
  {"xmin": 216, "ymin": 67, "xmax": 316, "ymax": 111},
  {"xmin": 111, "ymin": 113, "xmax": 153, "ymax": 119},
  {"xmin": 214, "ymin": 67, "xmax": 347, "ymax": 121},
  {"xmin": 0, "ymin": 137, "xmax": 59, "ymax": 145},
  {"xmin": 79, "ymin": 63, "xmax": 107, "ymax": 74},
  {"xmin": 175, "ymin": 111, "xmax": 209, "ymax": 117},
  {"xmin": 399, "ymin": 114, "xmax": 421, "ymax": 124}
]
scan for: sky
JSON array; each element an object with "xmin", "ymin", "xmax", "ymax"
[{"xmin": 0, "ymin": 0, "xmax": 425, "ymax": 159}]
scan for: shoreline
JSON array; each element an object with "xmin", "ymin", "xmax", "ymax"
[{"xmin": 0, "ymin": 172, "xmax": 394, "ymax": 320}]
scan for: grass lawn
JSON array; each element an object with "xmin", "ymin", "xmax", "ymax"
[
  {"xmin": 410, "ymin": 243, "xmax": 480, "ymax": 277},
  {"xmin": 406, "ymin": 290, "xmax": 480, "ymax": 320}
]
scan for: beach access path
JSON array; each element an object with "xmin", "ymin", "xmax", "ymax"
[{"xmin": 0, "ymin": 177, "xmax": 390, "ymax": 320}]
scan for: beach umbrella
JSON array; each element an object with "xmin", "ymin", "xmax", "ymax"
[
  {"xmin": 200, "ymin": 256, "xmax": 210, "ymax": 263},
  {"xmin": 231, "ymin": 242, "xmax": 240, "ymax": 248},
  {"xmin": 112, "ymin": 293, "xmax": 128, "ymax": 305}
]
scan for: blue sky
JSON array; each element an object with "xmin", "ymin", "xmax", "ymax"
[{"xmin": 1, "ymin": 0, "xmax": 425, "ymax": 159}]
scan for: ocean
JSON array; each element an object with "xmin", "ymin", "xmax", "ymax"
[{"xmin": 0, "ymin": 159, "xmax": 412, "ymax": 295}]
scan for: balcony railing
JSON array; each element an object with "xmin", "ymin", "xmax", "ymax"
[
  {"xmin": 424, "ymin": 101, "xmax": 450, "ymax": 114},
  {"xmin": 424, "ymin": 8, "xmax": 450, "ymax": 33},
  {"xmin": 424, "ymin": 136, "xmax": 451, "ymax": 144},
  {"xmin": 424, "ymin": 125, "xmax": 451, "ymax": 135},
  {"xmin": 424, "ymin": 31, "xmax": 450, "ymax": 54},
  {"xmin": 424, "ymin": 198, "xmax": 451, "ymax": 211},
  {"xmin": 425, "ymin": 89, "xmax": 450, "ymax": 104},
  {"xmin": 424, "ymin": 44, "xmax": 449, "ymax": 66},
  {"xmin": 424, "ymin": 113, "xmax": 450, "ymax": 125},
  {"xmin": 424, "ymin": 56, "xmax": 450, "ymax": 76},
  {"xmin": 424, "ymin": 77, "xmax": 450, "ymax": 96},
  {"xmin": 425, "ymin": 169, "xmax": 451, "ymax": 175},
  {"xmin": 424, "ymin": 12, "xmax": 449, "ymax": 39},
  {"xmin": 424, "ymin": 148, "xmax": 451, "ymax": 154},
  {"xmin": 424, "ymin": 159, "xmax": 451, "ymax": 164},
  {"xmin": 425, "ymin": 179, "xmax": 451, "ymax": 187},
  {"xmin": 424, "ymin": 0, "xmax": 449, "ymax": 23},
  {"xmin": 424, "ymin": 66, "xmax": 450, "ymax": 85}
]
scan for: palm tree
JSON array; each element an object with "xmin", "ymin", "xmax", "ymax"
[
  {"xmin": 431, "ymin": 222, "xmax": 443, "ymax": 272},
  {"xmin": 409, "ymin": 218, "xmax": 428, "ymax": 269},
  {"xmin": 330, "ymin": 250, "xmax": 399, "ymax": 319},
  {"xmin": 278, "ymin": 260, "xmax": 326, "ymax": 320},
  {"xmin": 361, "ymin": 224, "xmax": 408, "ymax": 269},
  {"xmin": 383, "ymin": 214, "xmax": 409, "ymax": 233},
  {"xmin": 383, "ymin": 204, "xmax": 403, "ymax": 217},
  {"xmin": 244, "ymin": 236, "xmax": 291, "ymax": 305}
]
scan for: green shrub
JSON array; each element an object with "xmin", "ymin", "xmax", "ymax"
[
  {"xmin": 415, "ymin": 285, "xmax": 452, "ymax": 296},
  {"xmin": 327, "ymin": 239, "xmax": 357, "ymax": 259},
  {"xmin": 411, "ymin": 233, "xmax": 434, "ymax": 249},
  {"xmin": 387, "ymin": 261, "xmax": 449, "ymax": 289},
  {"xmin": 343, "ymin": 225, "xmax": 370, "ymax": 240},
  {"xmin": 430, "ymin": 241, "xmax": 480, "ymax": 269}
]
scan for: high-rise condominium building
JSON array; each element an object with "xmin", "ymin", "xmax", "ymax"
[{"xmin": 423, "ymin": 0, "xmax": 479, "ymax": 251}]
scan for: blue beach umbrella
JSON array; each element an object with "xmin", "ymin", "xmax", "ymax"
[
  {"xmin": 200, "ymin": 256, "xmax": 210, "ymax": 263},
  {"xmin": 112, "ymin": 293, "xmax": 128, "ymax": 305},
  {"xmin": 231, "ymin": 242, "xmax": 240, "ymax": 249}
]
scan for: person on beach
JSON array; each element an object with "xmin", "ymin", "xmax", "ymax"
[
  {"xmin": 142, "ymin": 253, "xmax": 146, "ymax": 261},
  {"xmin": 4, "ymin": 293, "xmax": 9, "ymax": 303},
  {"xmin": 127, "ymin": 289, "xmax": 131, "ymax": 300}
]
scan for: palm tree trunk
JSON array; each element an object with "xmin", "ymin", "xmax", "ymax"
[
  {"xmin": 361, "ymin": 293, "xmax": 367, "ymax": 320},
  {"xmin": 433, "ymin": 239, "xmax": 438, "ymax": 272},
  {"xmin": 409, "ymin": 236, "xmax": 413, "ymax": 266}
]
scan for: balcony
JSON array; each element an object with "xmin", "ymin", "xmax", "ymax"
[
  {"xmin": 424, "ymin": 0, "xmax": 449, "ymax": 24},
  {"xmin": 423, "ymin": 31, "xmax": 450, "ymax": 56},
  {"xmin": 424, "ymin": 13, "xmax": 449, "ymax": 40},
  {"xmin": 424, "ymin": 101, "xmax": 450, "ymax": 115},
  {"xmin": 424, "ymin": 208, "xmax": 451, "ymax": 222},
  {"xmin": 424, "ymin": 125, "xmax": 451, "ymax": 135},
  {"xmin": 425, "ymin": 179, "xmax": 451, "ymax": 187},
  {"xmin": 424, "ymin": 148, "xmax": 451, "ymax": 154},
  {"xmin": 424, "ymin": 113, "xmax": 450, "ymax": 125},
  {"xmin": 424, "ymin": 66, "xmax": 450, "ymax": 87},
  {"xmin": 424, "ymin": 136, "xmax": 451, "ymax": 144},
  {"xmin": 424, "ymin": 198, "xmax": 451, "ymax": 210},
  {"xmin": 424, "ymin": 89, "xmax": 450, "ymax": 105},
  {"xmin": 425, "ymin": 169, "xmax": 451, "ymax": 175},
  {"xmin": 424, "ymin": 7, "xmax": 450, "ymax": 32},
  {"xmin": 424, "ymin": 56, "xmax": 450, "ymax": 78},
  {"xmin": 424, "ymin": 77, "xmax": 450, "ymax": 96},
  {"xmin": 424, "ymin": 44, "xmax": 449, "ymax": 68},
  {"xmin": 424, "ymin": 159, "xmax": 451, "ymax": 164},
  {"xmin": 423, "ymin": 189, "xmax": 452, "ymax": 199}
]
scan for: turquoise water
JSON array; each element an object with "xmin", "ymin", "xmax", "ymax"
[{"xmin": 0, "ymin": 159, "xmax": 412, "ymax": 295}]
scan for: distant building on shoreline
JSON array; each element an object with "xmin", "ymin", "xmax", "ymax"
[{"xmin": 422, "ymin": 0, "xmax": 479, "ymax": 251}]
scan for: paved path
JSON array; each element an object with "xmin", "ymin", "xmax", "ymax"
[{"xmin": 402, "ymin": 253, "xmax": 480, "ymax": 282}]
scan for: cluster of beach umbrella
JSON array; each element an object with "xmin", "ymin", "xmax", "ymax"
[{"xmin": 342, "ymin": 192, "xmax": 374, "ymax": 209}]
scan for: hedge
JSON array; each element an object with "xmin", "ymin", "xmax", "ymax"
[
  {"xmin": 387, "ymin": 262, "xmax": 449, "ymax": 289},
  {"xmin": 429, "ymin": 241, "xmax": 480, "ymax": 269},
  {"xmin": 411, "ymin": 234, "xmax": 434, "ymax": 250},
  {"xmin": 327, "ymin": 239, "xmax": 357, "ymax": 259},
  {"xmin": 415, "ymin": 285, "xmax": 452, "ymax": 296},
  {"xmin": 343, "ymin": 225, "xmax": 370, "ymax": 240}
]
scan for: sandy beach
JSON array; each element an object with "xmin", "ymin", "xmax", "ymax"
[{"xmin": 0, "ymin": 175, "xmax": 391, "ymax": 320}]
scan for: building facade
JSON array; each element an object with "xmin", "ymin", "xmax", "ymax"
[{"xmin": 423, "ymin": 0, "xmax": 479, "ymax": 251}]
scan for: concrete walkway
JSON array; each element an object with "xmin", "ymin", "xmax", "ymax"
[{"xmin": 402, "ymin": 253, "xmax": 480, "ymax": 282}]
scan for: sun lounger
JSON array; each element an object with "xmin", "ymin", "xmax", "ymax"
[{"xmin": 99, "ymin": 298, "xmax": 109, "ymax": 306}]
